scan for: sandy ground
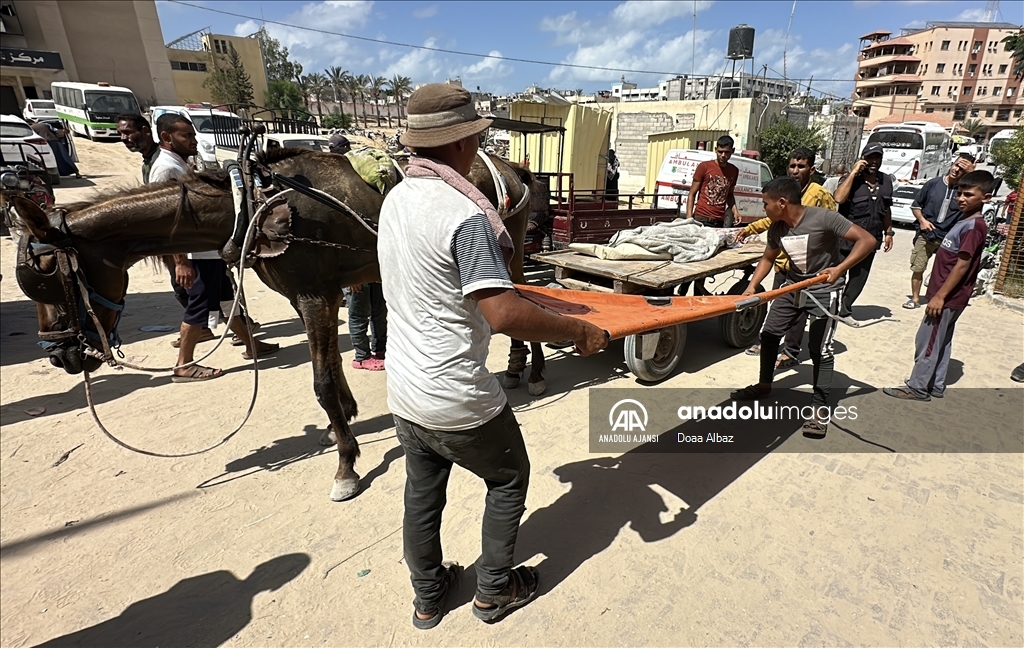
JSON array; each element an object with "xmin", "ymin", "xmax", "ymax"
[{"xmin": 1, "ymin": 139, "xmax": 1022, "ymax": 647}]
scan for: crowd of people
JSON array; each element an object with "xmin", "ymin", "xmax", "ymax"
[{"xmin": 80, "ymin": 88, "xmax": 1011, "ymax": 630}]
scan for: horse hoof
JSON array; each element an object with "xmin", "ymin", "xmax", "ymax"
[
  {"xmin": 502, "ymin": 372, "xmax": 522, "ymax": 389},
  {"xmin": 330, "ymin": 476, "xmax": 361, "ymax": 501},
  {"xmin": 528, "ymin": 380, "xmax": 547, "ymax": 396},
  {"xmin": 319, "ymin": 427, "xmax": 337, "ymax": 446}
]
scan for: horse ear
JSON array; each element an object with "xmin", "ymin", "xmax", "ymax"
[{"xmin": 11, "ymin": 197, "xmax": 53, "ymax": 241}]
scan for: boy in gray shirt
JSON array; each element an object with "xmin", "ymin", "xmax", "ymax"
[{"xmin": 732, "ymin": 177, "xmax": 875, "ymax": 437}]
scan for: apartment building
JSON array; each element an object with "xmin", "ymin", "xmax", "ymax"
[
  {"xmin": 0, "ymin": 0, "xmax": 177, "ymax": 114},
  {"xmin": 853, "ymin": 21, "xmax": 1022, "ymax": 141},
  {"xmin": 164, "ymin": 28, "xmax": 269, "ymax": 106}
]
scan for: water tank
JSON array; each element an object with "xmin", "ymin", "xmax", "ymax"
[{"xmin": 727, "ymin": 25, "xmax": 755, "ymax": 60}]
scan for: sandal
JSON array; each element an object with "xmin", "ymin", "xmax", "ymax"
[
  {"xmin": 412, "ymin": 562, "xmax": 461, "ymax": 630},
  {"xmin": 170, "ymin": 328, "xmax": 215, "ymax": 348},
  {"xmin": 731, "ymin": 384, "xmax": 771, "ymax": 400},
  {"xmin": 902, "ymin": 300, "xmax": 919, "ymax": 310},
  {"xmin": 352, "ymin": 357, "xmax": 385, "ymax": 371},
  {"xmin": 171, "ymin": 365, "xmax": 223, "ymax": 383},
  {"xmin": 231, "ymin": 320, "xmax": 262, "ymax": 346},
  {"xmin": 744, "ymin": 344, "xmax": 761, "ymax": 356},
  {"xmin": 775, "ymin": 352, "xmax": 800, "ymax": 371},
  {"xmin": 473, "ymin": 565, "xmax": 540, "ymax": 623},
  {"xmin": 801, "ymin": 419, "xmax": 828, "ymax": 439},
  {"xmin": 882, "ymin": 386, "xmax": 931, "ymax": 402},
  {"xmin": 241, "ymin": 341, "xmax": 279, "ymax": 360}
]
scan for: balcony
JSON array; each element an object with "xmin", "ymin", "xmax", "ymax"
[
  {"xmin": 858, "ymin": 54, "xmax": 920, "ymax": 68},
  {"xmin": 856, "ymin": 75, "xmax": 921, "ymax": 88}
]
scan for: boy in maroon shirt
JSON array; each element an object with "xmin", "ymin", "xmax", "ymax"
[
  {"xmin": 686, "ymin": 135, "xmax": 740, "ymax": 227},
  {"xmin": 884, "ymin": 171, "xmax": 993, "ymax": 401}
]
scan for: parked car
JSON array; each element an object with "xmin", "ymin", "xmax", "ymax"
[
  {"xmin": 890, "ymin": 181, "xmax": 923, "ymax": 226},
  {"xmin": 150, "ymin": 104, "xmax": 244, "ymax": 172},
  {"xmin": 1, "ymin": 114, "xmax": 59, "ymax": 185},
  {"xmin": 23, "ymin": 99, "xmax": 59, "ymax": 122}
]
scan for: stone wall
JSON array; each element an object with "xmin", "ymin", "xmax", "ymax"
[{"xmin": 615, "ymin": 111, "xmax": 673, "ymax": 178}]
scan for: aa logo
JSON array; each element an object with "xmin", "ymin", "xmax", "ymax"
[{"xmin": 609, "ymin": 399, "xmax": 648, "ymax": 432}]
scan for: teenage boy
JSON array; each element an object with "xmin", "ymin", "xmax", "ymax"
[
  {"xmin": 884, "ymin": 171, "xmax": 993, "ymax": 401},
  {"xmin": 739, "ymin": 147, "xmax": 836, "ymax": 361},
  {"xmin": 732, "ymin": 177, "xmax": 875, "ymax": 438},
  {"xmin": 686, "ymin": 135, "xmax": 740, "ymax": 227}
]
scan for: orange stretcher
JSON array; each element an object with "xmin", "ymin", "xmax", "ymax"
[{"xmin": 515, "ymin": 275, "xmax": 827, "ymax": 340}]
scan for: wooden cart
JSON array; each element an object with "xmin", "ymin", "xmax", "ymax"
[{"xmin": 531, "ymin": 241, "xmax": 769, "ymax": 381}]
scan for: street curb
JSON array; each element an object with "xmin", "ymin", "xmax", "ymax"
[{"xmin": 985, "ymin": 291, "xmax": 1024, "ymax": 314}]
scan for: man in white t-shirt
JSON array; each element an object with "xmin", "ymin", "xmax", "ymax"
[
  {"xmin": 379, "ymin": 84, "xmax": 607, "ymax": 629},
  {"xmin": 150, "ymin": 114, "xmax": 276, "ymax": 382}
]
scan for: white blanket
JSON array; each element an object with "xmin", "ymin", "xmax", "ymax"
[{"xmin": 583, "ymin": 218, "xmax": 741, "ymax": 264}]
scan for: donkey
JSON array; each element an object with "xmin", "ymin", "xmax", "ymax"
[{"xmin": 12, "ymin": 149, "xmax": 545, "ymax": 501}]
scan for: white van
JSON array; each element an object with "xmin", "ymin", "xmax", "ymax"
[
  {"xmin": 150, "ymin": 104, "xmax": 243, "ymax": 172},
  {"xmin": 51, "ymin": 82, "xmax": 140, "ymax": 139},
  {"xmin": 865, "ymin": 122, "xmax": 951, "ymax": 183},
  {"xmin": 653, "ymin": 149, "xmax": 773, "ymax": 225}
]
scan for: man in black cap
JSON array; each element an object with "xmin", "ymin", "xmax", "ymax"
[
  {"xmin": 378, "ymin": 83, "xmax": 607, "ymax": 629},
  {"xmin": 833, "ymin": 142, "xmax": 894, "ymax": 320},
  {"xmin": 328, "ymin": 133, "xmax": 351, "ymax": 155}
]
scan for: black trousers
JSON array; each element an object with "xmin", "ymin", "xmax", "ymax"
[
  {"xmin": 394, "ymin": 404, "xmax": 530, "ymax": 611},
  {"xmin": 839, "ymin": 248, "xmax": 876, "ymax": 318}
]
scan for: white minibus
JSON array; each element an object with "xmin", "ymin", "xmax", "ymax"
[{"xmin": 51, "ymin": 82, "xmax": 141, "ymax": 139}]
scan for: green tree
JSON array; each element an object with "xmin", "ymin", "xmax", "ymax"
[
  {"xmin": 959, "ymin": 118, "xmax": 986, "ymax": 139},
  {"xmin": 757, "ymin": 120, "xmax": 827, "ymax": 177},
  {"xmin": 326, "ymin": 66, "xmax": 350, "ymax": 123},
  {"xmin": 203, "ymin": 44, "xmax": 254, "ymax": 105},
  {"xmin": 255, "ymin": 27, "xmax": 299, "ymax": 82},
  {"xmin": 322, "ymin": 108, "xmax": 352, "ymax": 130},
  {"xmin": 344, "ymin": 75, "xmax": 364, "ymax": 127},
  {"xmin": 1002, "ymin": 30, "xmax": 1024, "ymax": 77},
  {"xmin": 369, "ymin": 75, "xmax": 387, "ymax": 127},
  {"xmin": 990, "ymin": 128, "xmax": 1024, "ymax": 190},
  {"xmin": 307, "ymin": 72, "xmax": 329, "ymax": 125},
  {"xmin": 265, "ymin": 79, "xmax": 305, "ymax": 111},
  {"xmin": 386, "ymin": 74, "xmax": 412, "ymax": 127},
  {"xmin": 355, "ymin": 74, "xmax": 370, "ymax": 128}
]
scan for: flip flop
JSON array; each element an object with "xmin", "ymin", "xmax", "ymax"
[
  {"xmin": 730, "ymin": 384, "xmax": 772, "ymax": 400},
  {"xmin": 171, "ymin": 365, "xmax": 224, "ymax": 383},
  {"xmin": 801, "ymin": 419, "xmax": 828, "ymax": 439},
  {"xmin": 775, "ymin": 352, "xmax": 800, "ymax": 371},
  {"xmin": 412, "ymin": 562, "xmax": 461, "ymax": 630},
  {"xmin": 744, "ymin": 344, "xmax": 761, "ymax": 356},
  {"xmin": 902, "ymin": 300, "xmax": 919, "ymax": 309},
  {"xmin": 241, "ymin": 342, "xmax": 279, "ymax": 360}
]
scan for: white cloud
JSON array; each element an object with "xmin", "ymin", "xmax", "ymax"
[
  {"xmin": 609, "ymin": 0, "xmax": 713, "ymax": 27},
  {"xmin": 381, "ymin": 38, "xmax": 445, "ymax": 81},
  {"xmin": 955, "ymin": 8, "xmax": 987, "ymax": 21},
  {"xmin": 412, "ymin": 4, "xmax": 439, "ymax": 19}
]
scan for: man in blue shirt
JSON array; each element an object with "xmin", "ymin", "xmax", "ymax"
[{"xmin": 905, "ymin": 153, "xmax": 975, "ymax": 309}]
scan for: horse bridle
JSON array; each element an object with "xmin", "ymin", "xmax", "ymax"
[{"xmin": 15, "ymin": 211, "xmax": 125, "ymax": 364}]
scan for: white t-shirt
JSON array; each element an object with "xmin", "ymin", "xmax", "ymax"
[
  {"xmin": 378, "ymin": 175, "xmax": 514, "ymax": 431},
  {"xmin": 148, "ymin": 149, "xmax": 219, "ymax": 260}
]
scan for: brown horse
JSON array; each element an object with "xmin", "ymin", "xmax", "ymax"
[{"xmin": 12, "ymin": 149, "xmax": 545, "ymax": 501}]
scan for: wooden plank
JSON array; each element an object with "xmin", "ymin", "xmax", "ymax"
[
  {"xmin": 613, "ymin": 279, "xmax": 647, "ymax": 294},
  {"xmin": 556, "ymin": 277, "xmax": 614, "ymax": 293}
]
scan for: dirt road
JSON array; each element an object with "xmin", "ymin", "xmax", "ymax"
[{"xmin": 1, "ymin": 139, "xmax": 1021, "ymax": 646}]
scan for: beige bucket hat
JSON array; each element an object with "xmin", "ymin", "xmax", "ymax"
[{"xmin": 400, "ymin": 84, "xmax": 492, "ymax": 148}]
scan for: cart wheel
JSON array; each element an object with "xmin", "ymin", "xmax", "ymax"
[
  {"xmin": 624, "ymin": 323, "xmax": 687, "ymax": 382},
  {"xmin": 719, "ymin": 280, "xmax": 766, "ymax": 348}
]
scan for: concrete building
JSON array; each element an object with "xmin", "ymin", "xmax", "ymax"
[
  {"xmin": 164, "ymin": 28, "xmax": 269, "ymax": 105},
  {"xmin": 853, "ymin": 21, "xmax": 1023, "ymax": 140},
  {"xmin": 612, "ymin": 73, "xmax": 796, "ymax": 103},
  {"xmin": 0, "ymin": 0, "xmax": 176, "ymax": 114}
]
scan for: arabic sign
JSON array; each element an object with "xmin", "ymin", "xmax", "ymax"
[{"xmin": 0, "ymin": 48, "xmax": 63, "ymax": 70}]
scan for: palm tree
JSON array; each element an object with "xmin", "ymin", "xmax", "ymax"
[
  {"xmin": 292, "ymin": 64, "xmax": 310, "ymax": 111},
  {"xmin": 369, "ymin": 75, "xmax": 387, "ymax": 127},
  {"xmin": 342, "ymin": 75, "xmax": 362, "ymax": 127},
  {"xmin": 387, "ymin": 74, "xmax": 412, "ymax": 128},
  {"xmin": 356, "ymin": 74, "xmax": 371, "ymax": 128},
  {"xmin": 960, "ymin": 118, "xmax": 986, "ymax": 139},
  {"xmin": 326, "ymin": 66, "xmax": 350, "ymax": 122},
  {"xmin": 307, "ymin": 72, "xmax": 329, "ymax": 125},
  {"xmin": 1002, "ymin": 30, "xmax": 1024, "ymax": 77}
]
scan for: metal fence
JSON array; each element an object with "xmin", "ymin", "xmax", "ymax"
[
  {"xmin": 994, "ymin": 168, "xmax": 1024, "ymax": 298},
  {"xmin": 210, "ymin": 104, "xmax": 319, "ymax": 150}
]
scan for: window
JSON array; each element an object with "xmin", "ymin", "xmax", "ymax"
[
  {"xmin": 1015, "ymin": 109, "xmax": 1023, "ymax": 118},
  {"xmin": 978, "ymin": 86, "xmax": 988, "ymax": 96},
  {"xmin": 989, "ymin": 40, "xmax": 998, "ymax": 52},
  {"xmin": 971, "ymin": 109, "xmax": 979, "ymax": 117},
  {"xmin": 953, "ymin": 108, "xmax": 966, "ymax": 120},
  {"xmin": 999, "ymin": 64, "xmax": 1008, "ymax": 74},
  {"xmin": 940, "ymin": 40, "xmax": 950, "ymax": 51},
  {"xmin": 983, "ymin": 64, "xmax": 993, "ymax": 75},
  {"xmin": 931, "ymin": 85, "xmax": 940, "ymax": 96},
  {"xmin": 986, "ymin": 109, "xmax": 995, "ymax": 117},
  {"xmin": 969, "ymin": 64, "xmax": 977, "ymax": 75},
  {"xmin": 925, "ymin": 107, "xmax": 935, "ymax": 113},
  {"xmin": 1008, "ymin": 87, "xmax": 1017, "ymax": 98},
  {"xmin": 996, "ymin": 109, "xmax": 1010, "ymax": 121},
  {"xmin": 169, "ymin": 61, "xmax": 208, "ymax": 72},
  {"xmin": 936, "ymin": 63, "xmax": 946, "ymax": 73},
  {"xmin": 963, "ymin": 86, "xmax": 972, "ymax": 95},
  {"xmin": 993, "ymin": 86, "xmax": 1002, "ymax": 96},
  {"xmin": 921, "ymin": 64, "xmax": 928, "ymax": 75},
  {"xmin": 972, "ymin": 40, "xmax": 983, "ymax": 52}
]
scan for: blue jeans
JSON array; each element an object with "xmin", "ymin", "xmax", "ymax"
[{"xmin": 347, "ymin": 283, "xmax": 387, "ymax": 361}]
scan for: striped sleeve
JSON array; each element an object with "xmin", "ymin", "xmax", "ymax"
[{"xmin": 450, "ymin": 213, "xmax": 514, "ymax": 296}]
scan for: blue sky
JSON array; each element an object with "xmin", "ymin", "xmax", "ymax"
[{"xmin": 155, "ymin": 0, "xmax": 1015, "ymax": 98}]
